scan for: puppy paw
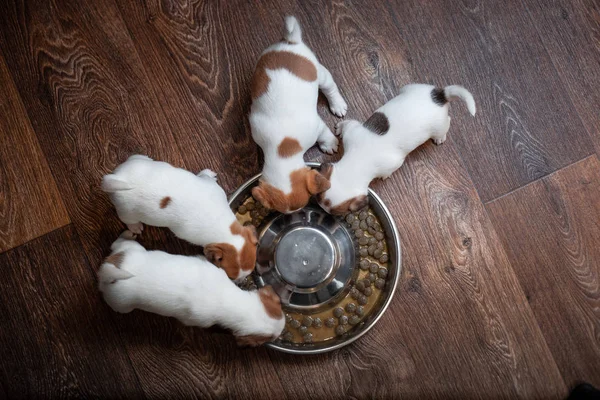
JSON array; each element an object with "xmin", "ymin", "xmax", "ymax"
[
  {"xmin": 329, "ymin": 96, "xmax": 348, "ymax": 117},
  {"xmin": 120, "ymin": 230, "xmax": 137, "ymax": 240},
  {"xmin": 198, "ymin": 169, "xmax": 218, "ymax": 180},
  {"xmin": 126, "ymin": 222, "xmax": 144, "ymax": 235},
  {"xmin": 432, "ymin": 137, "xmax": 446, "ymax": 145},
  {"xmin": 335, "ymin": 121, "xmax": 346, "ymax": 137},
  {"xmin": 319, "ymin": 137, "xmax": 339, "ymax": 155}
]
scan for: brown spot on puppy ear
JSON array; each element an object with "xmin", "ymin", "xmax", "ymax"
[
  {"xmin": 330, "ymin": 195, "xmax": 369, "ymax": 215},
  {"xmin": 319, "ymin": 162, "xmax": 334, "ymax": 180},
  {"xmin": 159, "ymin": 196, "xmax": 172, "ymax": 209},
  {"xmin": 431, "ymin": 87, "xmax": 448, "ymax": 106},
  {"xmin": 363, "ymin": 112, "xmax": 390, "ymax": 135},
  {"xmin": 235, "ymin": 334, "xmax": 273, "ymax": 347},
  {"xmin": 277, "ymin": 137, "xmax": 303, "ymax": 158},
  {"xmin": 104, "ymin": 252, "xmax": 125, "ymax": 268},
  {"xmin": 251, "ymin": 51, "xmax": 318, "ymax": 99},
  {"xmin": 230, "ymin": 221, "xmax": 258, "ymax": 272},
  {"xmin": 305, "ymin": 169, "xmax": 331, "ymax": 195},
  {"xmin": 258, "ymin": 285, "xmax": 283, "ymax": 319},
  {"xmin": 253, "ymin": 168, "xmax": 329, "ymax": 213}
]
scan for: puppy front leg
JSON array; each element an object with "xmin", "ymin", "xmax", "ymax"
[
  {"xmin": 317, "ymin": 118, "xmax": 339, "ymax": 155},
  {"xmin": 317, "ymin": 64, "xmax": 347, "ymax": 117}
]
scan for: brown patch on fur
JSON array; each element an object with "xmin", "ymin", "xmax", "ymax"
[
  {"xmin": 363, "ymin": 112, "xmax": 390, "ymax": 135},
  {"xmin": 251, "ymin": 51, "xmax": 317, "ymax": 99},
  {"xmin": 204, "ymin": 222, "xmax": 258, "ymax": 279},
  {"xmin": 251, "ymin": 167, "xmax": 330, "ymax": 213},
  {"xmin": 104, "ymin": 252, "xmax": 125, "ymax": 268},
  {"xmin": 277, "ymin": 137, "xmax": 303, "ymax": 158},
  {"xmin": 330, "ymin": 195, "xmax": 369, "ymax": 215},
  {"xmin": 235, "ymin": 334, "xmax": 273, "ymax": 347},
  {"xmin": 159, "ymin": 196, "xmax": 172, "ymax": 209},
  {"xmin": 258, "ymin": 285, "xmax": 283, "ymax": 319}
]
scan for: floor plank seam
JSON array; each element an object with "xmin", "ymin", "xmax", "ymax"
[
  {"xmin": 484, "ymin": 154, "xmax": 596, "ymax": 205},
  {"xmin": 0, "ymin": 221, "xmax": 73, "ymax": 257}
]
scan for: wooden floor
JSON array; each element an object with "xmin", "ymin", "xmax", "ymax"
[{"xmin": 0, "ymin": 0, "xmax": 599, "ymax": 398}]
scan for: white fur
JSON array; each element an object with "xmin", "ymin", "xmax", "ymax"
[
  {"xmin": 98, "ymin": 233, "xmax": 285, "ymax": 340},
  {"xmin": 101, "ymin": 155, "xmax": 249, "ymax": 281},
  {"xmin": 250, "ymin": 16, "xmax": 347, "ymax": 196},
  {"xmin": 319, "ymin": 84, "xmax": 476, "ymax": 212}
]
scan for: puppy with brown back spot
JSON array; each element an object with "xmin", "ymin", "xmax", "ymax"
[
  {"xmin": 98, "ymin": 231, "xmax": 284, "ymax": 346},
  {"xmin": 318, "ymin": 84, "xmax": 476, "ymax": 215},
  {"xmin": 101, "ymin": 155, "xmax": 257, "ymax": 282},
  {"xmin": 250, "ymin": 16, "xmax": 348, "ymax": 213}
]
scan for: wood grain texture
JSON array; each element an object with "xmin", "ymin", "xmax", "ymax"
[
  {"xmin": 115, "ymin": 0, "xmax": 269, "ymax": 193},
  {"xmin": 524, "ymin": 0, "xmax": 600, "ymax": 155},
  {"xmin": 487, "ymin": 155, "xmax": 600, "ymax": 388},
  {"xmin": 0, "ymin": 226, "xmax": 143, "ymax": 398},
  {"xmin": 380, "ymin": 0, "xmax": 593, "ymax": 202},
  {"xmin": 0, "ymin": 0, "xmax": 186, "ymax": 264},
  {"xmin": 0, "ymin": 51, "xmax": 69, "ymax": 252}
]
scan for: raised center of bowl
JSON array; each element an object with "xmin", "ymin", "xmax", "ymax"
[{"xmin": 275, "ymin": 226, "xmax": 335, "ymax": 288}]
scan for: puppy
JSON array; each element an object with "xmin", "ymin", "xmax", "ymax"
[
  {"xmin": 317, "ymin": 84, "xmax": 476, "ymax": 214},
  {"xmin": 250, "ymin": 16, "xmax": 347, "ymax": 213},
  {"xmin": 98, "ymin": 231, "xmax": 285, "ymax": 346},
  {"xmin": 101, "ymin": 155, "xmax": 257, "ymax": 281}
]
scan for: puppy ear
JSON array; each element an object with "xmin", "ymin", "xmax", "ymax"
[
  {"xmin": 252, "ymin": 185, "xmax": 271, "ymax": 209},
  {"xmin": 235, "ymin": 334, "xmax": 273, "ymax": 347},
  {"xmin": 204, "ymin": 244, "xmax": 224, "ymax": 266},
  {"xmin": 349, "ymin": 195, "xmax": 369, "ymax": 212},
  {"xmin": 319, "ymin": 162, "xmax": 334, "ymax": 180},
  {"xmin": 306, "ymin": 169, "xmax": 331, "ymax": 195},
  {"xmin": 245, "ymin": 225, "xmax": 258, "ymax": 245}
]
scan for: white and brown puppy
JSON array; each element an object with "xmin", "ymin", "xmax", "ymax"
[
  {"xmin": 317, "ymin": 84, "xmax": 476, "ymax": 214},
  {"xmin": 101, "ymin": 155, "xmax": 257, "ymax": 281},
  {"xmin": 250, "ymin": 16, "xmax": 348, "ymax": 213},
  {"xmin": 98, "ymin": 231, "xmax": 284, "ymax": 346}
]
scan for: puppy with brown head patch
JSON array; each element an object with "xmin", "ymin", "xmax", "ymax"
[
  {"xmin": 102, "ymin": 155, "xmax": 257, "ymax": 282},
  {"xmin": 318, "ymin": 84, "xmax": 476, "ymax": 215},
  {"xmin": 99, "ymin": 232, "xmax": 284, "ymax": 346},
  {"xmin": 249, "ymin": 16, "xmax": 347, "ymax": 213}
]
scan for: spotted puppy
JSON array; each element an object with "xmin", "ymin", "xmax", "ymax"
[
  {"xmin": 250, "ymin": 16, "xmax": 348, "ymax": 214},
  {"xmin": 99, "ymin": 231, "xmax": 285, "ymax": 346},
  {"xmin": 101, "ymin": 155, "xmax": 257, "ymax": 281},
  {"xmin": 318, "ymin": 84, "xmax": 476, "ymax": 214}
]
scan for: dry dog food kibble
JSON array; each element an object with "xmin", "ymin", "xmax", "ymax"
[
  {"xmin": 375, "ymin": 278, "xmax": 386, "ymax": 290},
  {"xmin": 345, "ymin": 303, "xmax": 356, "ymax": 313},
  {"xmin": 359, "ymin": 259, "xmax": 370, "ymax": 270},
  {"xmin": 313, "ymin": 318, "xmax": 322, "ymax": 328},
  {"xmin": 299, "ymin": 325, "xmax": 308, "ymax": 335},
  {"xmin": 303, "ymin": 333, "xmax": 313, "ymax": 343},
  {"xmin": 339, "ymin": 315, "xmax": 348, "ymax": 325},
  {"xmin": 378, "ymin": 267, "xmax": 388, "ymax": 278},
  {"xmin": 349, "ymin": 315, "xmax": 360, "ymax": 325},
  {"xmin": 325, "ymin": 318, "xmax": 336, "ymax": 328},
  {"xmin": 290, "ymin": 319, "xmax": 301, "ymax": 329},
  {"xmin": 369, "ymin": 263, "xmax": 379, "ymax": 273},
  {"xmin": 335, "ymin": 325, "xmax": 346, "ymax": 336},
  {"xmin": 302, "ymin": 316, "xmax": 313, "ymax": 327},
  {"xmin": 333, "ymin": 307, "xmax": 344, "ymax": 318},
  {"xmin": 355, "ymin": 306, "xmax": 365, "ymax": 316}
]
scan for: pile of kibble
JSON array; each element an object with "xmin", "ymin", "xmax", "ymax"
[{"xmin": 237, "ymin": 197, "xmax": 270, "ymax": 227}]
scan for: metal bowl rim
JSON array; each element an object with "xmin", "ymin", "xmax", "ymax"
[{"xmin": 228, "ymin": 162, "xmax": 402, "ymax": 355}]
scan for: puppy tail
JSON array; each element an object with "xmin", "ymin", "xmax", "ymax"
[
  {"xmin": 444, "ymin": 85, "xmax": 476, "ymax": 116},
  {"xmin": 284, "ymin": 16, "xmax": 302, "ymax": 44},
  {"xmin": 98, "ymin": 262, "xmax": 134, "ymax": 285},
  {"xmin": 101, "ymin": 174, "xmax": 133, "ymax": 192}
]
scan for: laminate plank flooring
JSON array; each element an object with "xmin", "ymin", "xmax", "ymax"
[
  {"xmin": 381, "ymin": 0, "xmax": 594, "ymax": 202},
  {"xmin": 0, "ymin": 226, "xmax": 143, "ymax": 398},
  {"xmin": 0, "ymin": 52, "xmax": 69, "ymax": 252},
  {"xmin": 487, "ymin": 156, "xmax": 600, "ymax": 389},
  {"xmin": 524, "ymin": 0, "xmax": 600, "ymax": 155},
  {"xmin": 0, "ymin": 0, "xmax": 599, "ymax": 398}
]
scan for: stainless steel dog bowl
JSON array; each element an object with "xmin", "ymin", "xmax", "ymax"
[{"xmin": 229, "ymin": 163, "xmax": 401, "ymax": 354}]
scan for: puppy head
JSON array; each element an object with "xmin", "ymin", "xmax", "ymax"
[
  {"xmin": 204, "ymin": 223, "xmax": 258, "ymax": 282},
  {"xmin": 252, "ymin": 167, "xmax": 330, "ymax": 213},
  {"xmin": 316, "ymin": 163, "xmax": 369, "ymax": 216}
]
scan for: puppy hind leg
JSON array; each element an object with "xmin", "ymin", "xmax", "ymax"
[
  {"xmin": 316, "ymin": 118, "xmax": 339, "ymax": 155},
  {"xmin": 317, "ymin": 64, "xmax": 348, "ymax": 117},
  {"xmin": 432, "ymin": 116, "xmax": 451, "ymax": 145}
]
